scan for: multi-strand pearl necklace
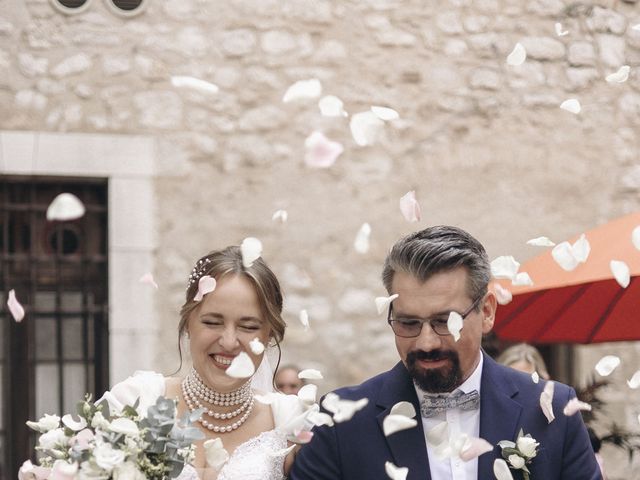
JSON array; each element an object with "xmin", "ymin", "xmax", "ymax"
[{"xmin": 182, "ymin": 368, "xmax": 254, "ymax": 433}]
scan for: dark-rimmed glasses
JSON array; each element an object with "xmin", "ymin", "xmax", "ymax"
[{"xmin": 387, "ymin": 295, "xmax": 484, "ymax": 338}]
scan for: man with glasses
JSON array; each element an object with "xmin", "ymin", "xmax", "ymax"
[{"xmin": 291, "ymin": 226, "xmax": 600, "ymax": 480}]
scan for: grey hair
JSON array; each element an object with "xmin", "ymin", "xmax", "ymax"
[{"xmin": 382, "ymin": 225, "xmax": 490, "ymax": 302}]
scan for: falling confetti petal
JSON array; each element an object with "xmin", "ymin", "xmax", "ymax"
[
  {"xmin": 241, "ymin": 237, "xmax": 262, "ymax": 268},
  {"xmin": 350, "ymin": 111, "xmax": 385, "ymax": 146},
  {"xmin": 399, "ymin": 191, "xmax": 421, "ymax": 223},
  {"xmin": 203, "ymin": 438, "xmax": 229, "ymax": 471},
  {"xmin": 318, "ymin": 95, "xmax": 347, "ymax": 117},
  {"xmin": 540, "ymin": 380, "xmax": 555, "ymax": 423},
  {"xmin": 282, "ymin": 78, "xmax": 322, "ymax": 103},
  {"xmin": 494, "ymin": 284, "xmax": 512, "ymax": 306},
  {"xmin": 371, "ymin": 106, "xmax": 399, "ymax": 121},
  {"xmin": 383, "ymin": 414, "xmax": 418, "ymax": 436},
  {"xmin": 633, "ymin": 24, "xmax": 640, "ymax": 31},
  {"xmin": 610, "ymin": 260, "xmax": 630, "ymax": 288},
  {"xmin": 627, "ymin": 370, "xmax": 640, "ymax": 389},
  {"xmin": 46, "ymin": 193, "xmax": 86, "ymax": 221},
  {"xmin": 299, "ymin": 309, "xmax": 310, "ymax": 330},
  {"xmin": 493, "ymin": 459, "xmax": 515, "ymax": 480},
  {"xmin": 605, "ymin": 65, "xmax": 630, "ymax": 83},
  {"xmin": 171, "ymin": 76, "xmax": 219, "ymax": 95},
  {"xmin": 447, "ymin": 311, "xmax": 463, "ymax": 342},
  {"xmin": 552, "ymin": 234, "xmax": 590, "ymax": 271},
  {"xmin": 526, "ymin": 236, "xmax": 555, "ymax": 247},
  {"xmin": 375, "ymin": 294, "xmax": 399, "ymax": 315},
  {"xmin": 572, "ymin": 234, "xmax": 590, "ymax": 263},
  {"xmin": 139, "ymin": 273, "xmax": 158, "ymax": 289},
  {"xmin": 297, "ymin": 384, "xmax": 318, "ymax": 404},
  {"xmin": 563, "ymin": 398, "xmax": 592, "ymax": 416},
  {"xmin": 354, "ymin": 223, "xmax": 371, "ymax": 254},
  {"xmin": 490, "ymin": 256, "xmax": 520, "ymax": 280},
  {"xmin": 459, "ymin": 437, "xmax": 494, "ymax": 462},
  {"xmin": 298, "ymin": 369, "xmax": 323, "ymax": 380},
  {"xmin": 271, "ymin": 209, "xmax": 288, "ymax": 223},
  {"xmin": 62, "ymin": 414, "xmax": 88, "ymax": 431},
  {"xmin": 512, "ymin": 272, "xmax": 533, "ymax": 286},
  {"xmin": 560, "ymin": 98, "xmax": 581, "ymax": 114},
  {"xmin": 307, "ymin": 410, "xmax": 334, "ymax": 427},
  {"xmin": 322, "ymin": 393, "xmax": 369, "ymax": 422},
  {"xmin": 531, "ymin": 372, "xmax": 540, "ymax": 384},
  {"xmin": 7, "ymin": 289, "xmax": 25, "ymax": 322},
  {"xmin": 385, "ymin": 462, "xmax": 408, "ymax": 480},
  {"xmin": 595, "ymin": 355, "xmax": 620, "ymax": 376},
  {"xmin": 304, "ymin": 132, "xmax": 344, "ymax": 168},
  {"xmin": 390, "ymin": 401, "xmax": 416, "ymax": 418},
  {"xmin": 249, "ymin": 338, "xmax": 265, "ymax": 355},
  {"xmin": 193, "ymin": 275, "xmax": 217, "ymax": 302},
  {"xmin": 555, "ymin": 22, "xmax": 569, "ymax": 36},
  {"xmin": 226, "ymin": 352, "xmax": 256, "ymax": 378},
  {"xmin": 506, "ymin": 43, "xmax": 526, "ymax": 66},
  {"xmin": 632, "ymin": 226, "xmax": 640, "ymax": 251}
]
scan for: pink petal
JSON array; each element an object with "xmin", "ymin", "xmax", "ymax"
[
  {"xmin": 304, "ymin": 132, "xmax": 344, "ymax": 168},
  {"xmin": 399, "ymin": 191, "xmax": 421, "ymax": 223},
  {"xmin": 8, "ymin": 289, "xmax": 25, "ymax": 322},
  {"xmin": 539, "ymin": 380, "xmax": 555, "ymax": 423},
  {"xmin": 563, "ymin": 398, "xmax": 592, "ymax": 416},
  {"xmin": 139, "ymin": 273, "xmax": 158, "ymax": 289},
  {"xmin": 294, "ymin": 430, "xmax": 314, "ymax": 444},
  {"xmin": 194, "ymin": 275, "xmax": 217, "ymax": 302},
  {"xmin": 493, "ymin": 284, "xmax": 512, "ymax": 305},
  {"xmin": 460, "ymin": 437, "xmax": 493, "ymax": 462}
]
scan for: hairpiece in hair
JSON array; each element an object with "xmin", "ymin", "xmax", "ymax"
[{"xmin": 187, "ymin": 258, "xmax": 211, "ymax": 290}]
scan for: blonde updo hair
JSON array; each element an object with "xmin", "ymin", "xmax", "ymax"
[{"xmin": 497, "ymin": 343, "xmax": 550, "ymax": 380}]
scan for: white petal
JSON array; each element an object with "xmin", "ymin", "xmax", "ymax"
[
  {"xmin": 563, "ymin": 398, "xmax": 592, "ymax": 416},
  {"xmin": 193, "ymin": 275, "xmax": 217, "ymax": 302},
  {"xmin": 627, "ymin": 370, "xmax": 640, "ymax": 389},
  {"xmin": 321, "ymin": 393, "xmax": 369, "ymax": 422},
  {"xmin": 307, "ymin": 410, "xmax": 334, "ymax": 427},
  {"xmin": 571, "ymin": 234, "xmax": 590, "ymax": 263},
  {"xmin": 490, "ymin": 256, "xmax": 520, "ymax": 280},
  {"xmin": 390, "ymin": 401, "xmax": 416, "ymax": 418},
  {"xmin": 460, "ymin": 437, "xmax": 493, "ymax": 462},
  {"xmin": 271, "ymin": 209, "xmax": 288, "ymax": 223},
  {"xmin": 447, "ymin": 311, "xmax": 463, "ymax": 342},
  {"xmin": 249, "ymin": 338, "xmax": 265, "ymax": 355},
  {"xmin": 371, "ymin": 106, "xmax": 399, "ymax": 121},
  {"xmin": 494, "ymin": 284, "xmax": 513, "ymax": 306},
  {"xmin": 385, "ymin": 461, "xmax": 408, "ymax": 480},
  {"xmin": 7, "ymin": 289, "xmax": 25, "ymax": 322},
  {"xmin": 595, "ymin": 355, "xmax": 620, "ymax": 376},
  {"xmin": 551, "ymin": 242, "xmax": 579, "ymax": 271},
  {"xmin": 560, "ymin": 98, "xmax": 581, "ymax": 114},
  {"xmin": 297, "ymin": 384, "xmax": 318, "ymax": 404},
  {"xmin": 299, "ymin": 309, "xmax": 310, "ymax": 330},
  {"xmin": 350, "ymin": 111, "xmax": 385, "ymax": 146},
  {"xmin": 605, "ymin": 65, "xmax": 630, "ymax": 83},
  {"xmin": 298, "ymin": 369, "xmax": 323, "ymax": 380},
  {"xmin": 318, "ymin": 95, "xmax": 347, "ymax": 117},
  {"xmin": 531, "ymin": 372, "xmax": 540, "ymax": 384},
  {"xmin": 203, "ymin": 438, "xmax": 229, "ymax": 471},
  {"xmin": 375, "ymin": 294, "xmax": 399, "ymax": 315},
  {"xmin": 383, "ymin": 414, "xmax": 418, "ymax": 436},
  {"xmin": 493, "ymin": 459, "xmax": 515, "ymax": 480},
  {"xmin": 61, "ymin": 414, "xmax": 87, "ymax": 431},
  {"xmin": 632, "ymin": 225, "xmax": 640, "ymax": 251},
  {"xmin": 526, "ymin": 236, "xmax": 555, "ymax": 247},
  {"xmin": 399, "ymin": 191, "xmax": 421, "ymax": 223},
  {"xmin": 240, "ymin": 237, "xmax": 262, "ymax": 268},
  {"xmin": 554, "ymin": 22, "xmax": 569, "ymax": 36},
  {"xmin": 46, "ymin": 193, "xmax": 85, "ymax": 221},
  {"xmin": 610, "ymin": 260, "xmax": 630, "ymax": 288},
  {"xmin": 425, "ymin": 421, "xmax": 449, "ymax": 447},
  {"xmin": 354, "ymin": 222, "xmax": 371, "ymax": 254},
  {"xmin": 634, "ymin": 24, "xmax": 640, "ymax": 31},
  {"xmin": 138, "ymin": 273, "xmax": 158, "ymax": 289},
  {"xmin": 512, "ymin": 272, "xmax": 533, "ymax": 286},
  {"xmin": 506, "ymin": 42, "xmax": 527, "ymax": 66},
  {"xmin": 282, "ymin": 78, "xmax": 322, "ymax": 103},
  {"xmin": 225, "ymin": 352, "xmax": 256, "ymax": 378},
  {"xmin": 171, "ymin": 75, "xmax": 219, "ymax": 95},
  {"xmin": 304, "ymin": 131, "xmax": 344, "ymax": 168},
  {"xmin": 254, "ymin": 393, "xmax": 274, "ymax": 404},
  {"xmin": 540, "ymin": 380, "xmax": 555, "ymax": 423}
]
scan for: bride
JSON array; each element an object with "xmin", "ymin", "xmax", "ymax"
[{"xmin": 100, "ymin": 246, "xmax": 311, "ymax": 480}]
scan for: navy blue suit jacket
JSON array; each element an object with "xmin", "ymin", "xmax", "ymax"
[{"xmin": 290, "ymin": 353, "xmax": 602, "ymax": 479}]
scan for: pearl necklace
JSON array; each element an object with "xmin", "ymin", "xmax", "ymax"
[{"xmin": 182, "ymin": 369, "xmax": 254, "ymax": 433}]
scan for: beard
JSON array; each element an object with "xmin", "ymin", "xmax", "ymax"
[{"xmin": 406, "ymin": 349, "xmax": 462, "ymax": 393}]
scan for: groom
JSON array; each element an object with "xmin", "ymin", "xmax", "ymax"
[{"xmin": 290, "ymin": 226, "xmax": 601, "ymax": 479}]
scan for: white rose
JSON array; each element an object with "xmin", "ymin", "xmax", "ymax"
[
  {"xmin": 516, "ymin": 435, "xmax": 539, "ymax": 458},
  {"xmin": 62, "ymin": 414, "xmax": 88, "ymax": 431},
  {"xmin": 91, "ymin": 411, "xmax": 110, "ymax": 430},
  {"xmin": 26, "ymin": 413, "xmax": 61, "ymax": 432},
  {"xmin": 38, "ymin": 428, "xmax": 69, "ymax": 450},
  {"xmin": 508, "ymin": 454, "xmax": 525, "ymax": 469},
  {"xmin": 50, "ymin": 460, "xmax": 78, "ymax": 480},
  {"xmin": 203, "ymin": 438, "xmax": 229, "ymax": 471},
  {"xmin": 113, "ymin": 461, "xmax": 146, "ymax": 480},
  {"xmin": 109, "ymin": 418, "xmax": 139, "ymax": 437},
  {"xmin": 93, "ymin": 443, "xmax": 126, "ymax": 472}
]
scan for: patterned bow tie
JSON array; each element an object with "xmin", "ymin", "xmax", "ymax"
[{"xmin": 420, "ymin": 389, "xmax": 480, "ymax": 418}]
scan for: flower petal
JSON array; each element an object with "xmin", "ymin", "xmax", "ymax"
[
  {"xmin": 203, "ymin": 438, "xmax": 229, "ymax": 471},
  {"xmin": 371, "ymin": 106, "xmax": 399, "ymax": 121},
  {"xmin": 138, "ymin": 273, "xmax": 158, "ymax": 289},
  {"xmin": 447, "ymin": 311, "xmax": 463, "ymax": 342},
  {"xmin": 425, "ymin": 421, "xmax": 449, "ymax": 446},
  {"xmin": 350, "ymin": 111, "xmax": 385, "ymax": 146},
  {"xmin": 493, "ymin": 284, "xmax": 513, "ymax": 306},
  {"xmin": 383, "ymin": 414, "xmax": 418, "ymax": 436},
  {"xmin": 571, "ymin": 234, "xmax": 590, "ymax": 263},
  {"xmin": 298, "ymin": 368, "xmax": 323, "ymax": 380},
  {"xmin": 634, "ymin": 24, "xmax": 640, "ymax": 31},
  {"xmin": 193, "ymin": 275, "xmax": 217, "ymax": 302},
  {"xmin": 304, "ymin": 131, "xmax": 344, "ymax": 168},
  {"xmin": 605, "ymin": 65, "xmax": 630, "ymax": 83},
  {"xmin": 632, "ymin": 225, "xmax": 640, "ymax": 251},
  {"xmin": 385, "ymin": 461, "xmax": 408, "ymax": 480},
  {"xmin": 610, "ymin": 260, "xmax": 630, "ymax": 288},
  {"xmin": 171, "ymin": 75, "xmax": 219, "ymax": 94},
  {"xmin": 627, "ymin": 370, "xmax": 640, "ymax": 389},
  {"xmin": 375, "ymin": 294, "xmax": 399, "ymax": 315},
  {"xmin": 272, "ymin": 209, "xmax": 288, "ymax": 223},
  {"xmin": 240, "ymin": 237, "xmax": 262, "ymax": 268},
  {"xmin": 226, "ymin": 352, "xmax": 256, "ymax": 378},
  {"xmin": 321, "ymin": 393, "xmax": 368, "ymax": 422},
  {"xmin": 560, "ymin": 98, "xmax": 581, "ymax": 114},
  {"xmin": 354, "ymin": 223, "xmax": 372, "ymax": 254},
  {"xmin": 318, "ymin": 95, "xmax": 347, "ymax": 117},
  {"xmin": 46, "ymin": 193, "xmax": 85, "ymax": 221},
  {"xmin": 531, "ymin": 372, "xmax": 540, "ymax": 384},
  {"xmin": 61, "ymin": 414, "xmax": 87, "ymax": 432},
  {"xmin": 493, "ymin": 459, "xmax": 515, "ymax": 480},
  {"xmin": 390, "ymin": 401, "xmax": 416, "ymax": 418},
  {"xmin": 506, "ymin": 43, "xmax": 526, "ymax": 66},
  {"xmin": 511, "ymin": 272, "xmax": 533, "ymax": 286},
  {"xmin": 490, "ymin": 256, "xmax": 520, "ymax": 280},
  {"xmin": 297, "ymin": 384, "xmax": 318, "ymax": 404},
  {"xmin": 50, "ymin": 460, "xmax": 78, "ymax": 480},
  {"xmin": 526, "ymin": 236, "xmax": 555, "ymax": 247},
  {"xmin": 563, "ymin": 398, "xmax": 592, "ymax": 416},
  {"xmin": 399, "ymin": 191, "xmax": 421, "ymax": 223},
  {"xmin": 283, "ymin": 79, "xmax": 322, "ymax": 103},
  {"xmin": 554, "ymin": 22, "xmax": 569, "ymax": 36},
  {"xmin": 7, "ymin": 289, "xmax": 25, "ymax": 322},
  {"xmin": 249, "ymin": 338, "xmax": 265, "ymax": 355},
  {"xmin": 595, "ymin": 355, "xmax": 620, "ymax": 376},
  {"xmin": 299, "ymin": 309, "xmax": 310, "ymax": 330},
  {"xmin": 551, "ymin": 242, "xmax": 579, "ymax": 271},
  {"xmin": 460, "ymin": 437, "xmax": 493, "ymax": 462},
  {"xmin": 540, "ymin": 380, "xmax": 555, "ymax": 423},
  {"xmin": 307, "ymin": 410, "xmax": 334, "ymax": 427}
]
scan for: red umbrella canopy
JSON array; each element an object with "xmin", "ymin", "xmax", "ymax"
[{"xmin": 493, "ymin": 212, "xmax": 640, "ymax": 344}]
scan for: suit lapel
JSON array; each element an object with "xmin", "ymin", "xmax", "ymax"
[{"xmin": 376, "ymin": 362, "xmax": 431, "ymax": 480}]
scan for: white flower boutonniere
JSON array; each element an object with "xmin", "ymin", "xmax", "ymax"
[{"xmin": 498, "ymin": 429, "xmax": 539, "ymax": 480}]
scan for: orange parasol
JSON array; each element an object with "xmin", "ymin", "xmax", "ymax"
[{"xmin": 493, "ymin": 212, "xmax": 640, "ymax": 344}]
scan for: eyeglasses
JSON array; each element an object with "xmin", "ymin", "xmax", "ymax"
[{"xmin": 387, "ymin": 295, "xmax": 484, "ymax": 338}]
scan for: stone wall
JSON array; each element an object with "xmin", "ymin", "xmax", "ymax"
[{"xmin": 1, "ymin": 0, "xmax": 640, "ymax": 476}]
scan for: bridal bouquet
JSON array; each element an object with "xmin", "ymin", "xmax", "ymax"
[{"xmin": 20, "ymin": 394, "xmax": 204, "ymax": 480}]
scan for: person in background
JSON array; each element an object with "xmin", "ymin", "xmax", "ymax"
[
  {"xmin": 497, "ymin": 342, "xmax": 550, "ymax": 380},
  {"xmin": 275, "ymin": 364, "xmax": 306, "ymax": 395}
]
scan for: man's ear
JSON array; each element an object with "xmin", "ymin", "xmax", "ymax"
[{"xmin": 481, "ymin": 291, "xmax": 497, "ymax": 334}]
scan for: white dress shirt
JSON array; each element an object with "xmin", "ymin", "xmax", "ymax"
[{"xmin": 415, "ymin": 353, "xmax": 483, "ymax": 480}]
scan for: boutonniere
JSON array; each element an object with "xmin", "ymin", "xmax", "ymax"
[{"xmin": 497, "ymin": 429, "xmax": 539, "ymax": 480}]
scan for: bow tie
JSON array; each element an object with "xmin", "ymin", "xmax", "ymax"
[{"xmin": 420, "ymin": 389, "xmax": 480, "ymax": 418}]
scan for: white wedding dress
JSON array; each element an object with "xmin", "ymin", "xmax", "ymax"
[{"xmin": 100, "ymin": 371, "xmax": 301, "ymax": 480}]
